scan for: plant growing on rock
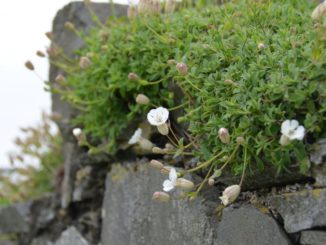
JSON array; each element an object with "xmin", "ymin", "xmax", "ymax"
[{"xmin": 42, "ymin": 0, "xmax": 326, "ymax": 205}]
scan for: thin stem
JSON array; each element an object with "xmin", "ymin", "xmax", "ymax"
[
  {"xmin": 194, "ymin": 162, "xmax": 214, "ymax": 195},
  {"xmin": 188, "ymin": 151, "xmax": 224, "ymax": 173},
  {"xmin": 168, "ymin": 123, "xmax": 179, "ymax": 143},
  {"xmin": 169, "ymin": 101, "xmax": 189, "ymax": 111},
  {"xmin": 219, "ymin": 145, "xmax": 240, "ymax": 171},
  {"xmin": 167, "ymin": 135, "xmax": 178, "ymax": 148},
  {"xmin": 185, "ymin": 77, "xmax": 203, "ymax": 92},
  {"xmin": 239, "ymin": 146, "xmax": 248, "ymax": 187}
]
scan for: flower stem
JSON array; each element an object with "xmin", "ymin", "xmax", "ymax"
[
  {"xmin": 188, "ymin": 151, "xmax": 224, "ymax": 173},
  {"xmin": 239, "ymin": 146, "xmax": 248, "ymax": 187}
]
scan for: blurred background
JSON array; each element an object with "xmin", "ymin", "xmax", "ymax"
[{"xmin": 0, "ymin": 0, "xmax": 130, "ymax": 169}]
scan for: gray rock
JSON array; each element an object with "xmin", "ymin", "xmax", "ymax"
[
  {"xmin": 268, "ymin": 189, "xmax": 326, "ymax": 233},
  {"xmin": 31, "ymin": 237, "xmax": 54, "ymax": 245},
  {"xmin": 0, "ymin": 241, "xmax": 16, "ymax": 245},
  {"xmin": 310, "ymin": 138, "xmax": 326, "ymax": 165},
  {"xmin": 300, "ymin": 230, "xmax": 326, "ymax": 245},
  {"xmin": 101, "ymin": 162, "xmax": 291, "ymax": 245},
  {"xmin": 0, "ymin": 203, "xmax": 30, "ymax": 234},
  {"xmin": 55, "ymin": 226, "xmax": 88, "ymax": 245},
  {"xmin": 216, "ymin": 205, "xmax": 291, "ymax": 245},
  {"xmin": 310, "ymin": 139, "xmax": 326, "ymax": 187}
]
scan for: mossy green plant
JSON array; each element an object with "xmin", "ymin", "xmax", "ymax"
[{"xmin": 54, "ymin": 0, "xmax": 326, "ymax": 179}]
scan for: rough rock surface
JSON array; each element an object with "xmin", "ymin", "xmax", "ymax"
[
  {"xmin": 54, "ymin": 226, "xmax": 88, "ymax": 245},
  {"xmin": 101, "ymin": 162, "xmax": 291, "ymax": 245},
  {"xmin": 300, "ymin": 230, "xmax": 326, "ymax": 245},
  {"xmin": 268, "ymin": 189, "xmax": 326, "ymax": 233},
  {"xmin": 216, "ymin": 205, "xmax": 291, "ymax": 245},
  {"xmin": 0, "ymin": 203, "xmax": 30, "ymax": 234}
]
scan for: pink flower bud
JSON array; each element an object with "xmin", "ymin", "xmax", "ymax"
[
  {"xmin": 208, "ymin": 178, "xmax": 215, "ymax": 186},
  {"xmin": 45, "ymin": 32, "xmax": 53, "ymax": 40},
  {"xmin": 79, "ymin": 57, "xmax": 91, "ymax": 69},
  {"xmin": 258, "ymin": 43, "xmax": 265, "ymax": 50},
  {"xmin": 176, "ymin": 62, "xmax": 188, "ymax": 75},
  {"xmin": 218, "ymin": 128, "xmax": 230, "ymax": 144},
  {"xmin": 152, "ymin": 191, "xmax": 170, "ymax": 202},
  {"xmin": 55, "ymin": 74, "xmax": 66, "ymax": 83},
  {"xmin": 160, "ymin": 166, "xmax": 172, "ymax": 175},
  {"xmin": 128, "ymin": 72, "xmax": 138, "ymax": 81},
  {"xmin": 219, "ymin": 185, "xmax": 241, "ymax": 206}
]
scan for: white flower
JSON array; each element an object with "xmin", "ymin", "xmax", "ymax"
[
  {"xmin": 147, "ymin": 107, "xmax": 169, "ymax": 126},
  {"xmin": 162, "ymin": 167, "xmax": 177, "ymax": 192},
  {"xmin": 280, "ymin": 119, "xmax": 305, "ymax": 145},
  {"xmin": 73, "ymin": 128, "xmax": 82, "ymax": 137},
  {"xmin": 128, "ymin": 128, "xmax": 142, "ymax": 145}
]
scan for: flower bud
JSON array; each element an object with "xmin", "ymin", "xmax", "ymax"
[
  {"xmin": 25, "ymin": 61, "xmax": 34, "ymax": 71},
  {"xmin": 55, "ymin": 74, "xmax": 66, "ymax": 83},
  {"xmin": 46, "ymin": 46, "xmax": 59, "ymax": 58},
  {"xmin": 224, "ymin": 79, "xmax": 238, "ymax": 86},
  {"xmin": 236, "ymin": 136, "xmax": 245, "ymax": 145},
  {"xmin": 218, "ymin": 128, "xmax": 230, "ymax": 144},
  {"xmin": 139, "ymin": 138, "xmax": 154, "ymax": 151},
  {"xmin": 312, "ymin": 2, "xmax": 326, "ymax": 21},
  {"xmin": 167, "ymin": 59, "xmax": 176, "ymax": 65},
  {"xmin": 160, "ymin": 166, "xmax": 172, "ymax": 175},
  {"xmin": 157, "ymin": 123, "xmax": 169, "ymax": 136},
  {"xmin": 128, "ymin": 5, "xmax": 138, "ymax": 19},
  {"xmin": 128, "ymin": 72, "xmax": 138, "ymax": 80},
  {"xmin": 164, "ymin": 143, "xmax": 174, "ymax": 151},
  {"xmin": 86, "ymin": 52, "xmax": 94, "ymax": 58},
  {"xmin": 219, "ymin": 184, "xmax": 241, "ymax": 206},
  {"xmin": 176, "ymin": 62, "xmax": 188, "ymax": 75},
  {"xmin": 64, "ymin": 21, "xmax": 75, "ymax": 31},
  {"xmin": 36, "ymin": 51, "xmax": 46, "ymax": 57},
  {"xmin": 149, "ymin": 159, "xmax": 164, "ymax": 169},
  {"xmin": 136, "ymin": 94, "xmax": 150, "ymax": 105},
  {"xmin": 73, "ymin": 128, "xmax": 82, "ymax": 137},
  {"xmin": 99, "ymin": 30, "xmax": 109, "ymax": 41},
  {"xmin": 79, "ymin": 56, "xmax": 91, "ymax": 69},
  {"xmin": 208, "ymin": 178, "xmax": 215, "ymax": 186},
  {"xmin": 152, "ymin": 147, "xmax": 166, "ymax": 154},
  {"xmin": 45, "ymin": 32, "xmax": 53, "ymax": 40},
  {"xmin": 175, "ymin": 178, "xmax": 195, "ymax": 190},
  {"xmin": 152, "ymin": 191, "xmax": 170, "ymax": 202},
  {"xmin": 279, "ymin": 134, "xmax": 291, "ymax": 146},
  {"xmin": 258, "ymin": 43, "xmax": 265, "ymax": 50}
]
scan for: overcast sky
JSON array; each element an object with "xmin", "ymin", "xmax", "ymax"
[{"xmin": 0, "ymin": 0, "xmax": 129, "ymax": 168}]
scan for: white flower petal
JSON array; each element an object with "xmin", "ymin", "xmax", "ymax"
[
  {"xmin": 128, "ymin": 128, "xmax": 142, "ymax": 145},
  {"xmin": 147, "ymin": 107, "xmax": 169, "ymax": 126},
  {"xmin": 169, "ymin": 167, "xmax": 177, "ymax": 182},
  {"xmin": 163, "ymin": 180, "xmax": 174, "ymax": 192},
  {"xmin": 290, "ymin": 125, "xmax": 305, "ymax": 140},
  {"xmin": 281, "ymin": 120, "xmax": 291, "ymax": 135},
  {"xmin": 289, "ymin": 120, "xmax": 299, "ymax": 131}
]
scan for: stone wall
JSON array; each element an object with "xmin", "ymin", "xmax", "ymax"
[{"xmin": 1, "ymin": 2, "xmax": 326, "ymax": 245}]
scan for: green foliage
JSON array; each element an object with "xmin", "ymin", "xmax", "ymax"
[
  {"xmin": 0, "ymin": 113, "xmax": 63, "ymax": 204},
  {"xmin": 60, "ymin": 0, "xmax": 325, "ymax": 174}
]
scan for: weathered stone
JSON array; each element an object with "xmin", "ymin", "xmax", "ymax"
[
  {"xmin": 310, "ymin": 139, "xmax": 326, "ymax": 187},
  {"xmin": 216, "ymin": 205, "xmax": 291, "ymax": 245},
  {"xmin": 31, "ymin": 237, "xmax": 54, "ymax": 245},
  {"xmin": 0, "ymin": 203, "xmax": 30, "ymax": 234},
  {"xmin": 0, "ymin": 241, "xmax": 16, "ymax": 245},
  {"xmin": 55, "ymin": 226, "xmax": 88, "ymax": 245},
  {"xmin": 101, "ymin": 161, "xmax": 291, "ymax": 245},
  {"xmin": 268, "ymin": 188, "xmax": 326, "ymax": 233},
  {"xmin": 101, "ymin": 161, "xmax": 219, "ymax": 245},
  {"xmin": 300, "ymin": 230, "xmax": 326, "ymax": 245}
]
